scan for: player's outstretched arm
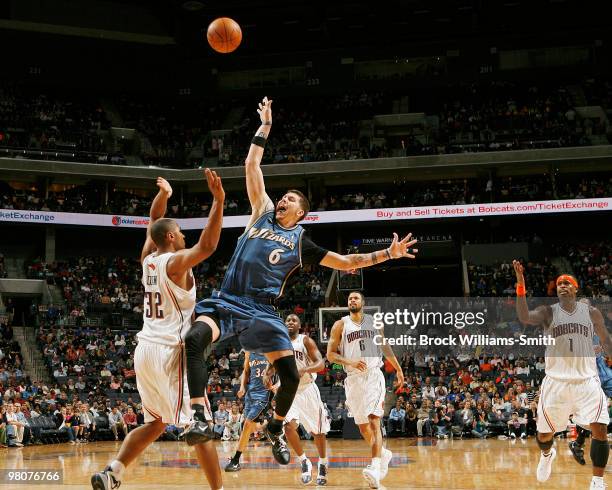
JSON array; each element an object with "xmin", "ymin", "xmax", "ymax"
[
  {"xmin": 140, "ymin": 177, "xmax": 173, "ymax": 264},
  {"xmin": 244, "ymin": 96, "xmax": 274, "ymax": 227},
  {"xmin": 167, "ymin": 169, "xmax": 225, "ymax": 275},
  {"xmin": 592, "ymin": 307, "xmax": 612, "ymax": 355},
  {"xmin": 512, "ymin": 260, "xmax": 550, "ymax": 326},
  {"xmin": 326, "ymin": 320, "xmax": 366, "ymax": 371},
  {"xmin": 302, "ymin": 336, "xmax": 325, "ymax": 375},
  {"xmin": 320, "ymin": 232, "xmax": 418, "ymax": 271}
]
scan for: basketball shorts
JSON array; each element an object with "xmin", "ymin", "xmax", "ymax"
[
  {"xmin": 596, "ymin": 355, "xmax": 612, "ymax": 397},
  {"xmin": 135, "ymin": 340, "xmax": 211, "ymax": 426},
  {"xmin": 284, "ymin": 382, "xmax": 330, "ymax": 435},
  {"xmin": 537, "ymin": 375, "xmax": 609, "ymax": 433},
  {"xmin": 244, "ymin": 392, "xmax": 270, "ymax": 421},
  {"xmin": 344, "ymin": 368, "xmax": 386, "ymax": 425},
  {"xmin": 195, "ymin": 290, "xmax": 293, "ymax": 354}
]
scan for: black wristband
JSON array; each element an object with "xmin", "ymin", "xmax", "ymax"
[
  {"xmin": 251, "ymin": 135, "xmax": 266, "ymax": 148},
  {"xmin": 262, "ymin": 121, "xmax": 272, "ymax": 126}
]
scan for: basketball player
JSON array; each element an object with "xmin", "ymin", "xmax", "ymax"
[
  {"xmin": 91, "ymin": 171, "xmax": 225, "ymax": 490},
  {"xmin": 326, "ymin": 292, "xmax": 405, "ymax": 489},
  {"xmin": 224, "ymin": 351, "xmax": 276, "ymax": 472},
  {"xmin": 569, "ymin": 299, "xmax": 612, "ymax": 467},
  {"xmin": 513, "ymin": 261, "xmax": 611, "ymax": 490},
  {"xmin": 183, "ymin": 96, "xmax": 419, "ymax": 466},
  {"xmin": 283, "ymin": 313, "xmax": 330, "ymax": 485}
]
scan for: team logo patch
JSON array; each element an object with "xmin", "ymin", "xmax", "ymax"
[{"xmin": 112, "ymin": 215, "xmax": 121, "ymax": 226}]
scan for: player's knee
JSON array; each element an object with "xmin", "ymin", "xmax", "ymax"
[
  {"xmin": 536, "ymin": 434, "xmax": 554, "ymax": 452},
  {"xmin": 185, "ymin": 320, "xmax": 213, "ymax": 355},
  {"xmin": 274, "ymin": 355, "xmax": 300, "ymax": 392},
  {"xmin": 591, "ymin": 438, "xmax": 610, "ymax": 468}
]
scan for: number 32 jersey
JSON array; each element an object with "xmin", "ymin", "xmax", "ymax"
[
  {"xmin": 138, "ymin": 252, "xmax": 196, "ymax": 347},
  {"xmin": 220, "ymin": 210, "xmax": 327, "ymax": 301}
]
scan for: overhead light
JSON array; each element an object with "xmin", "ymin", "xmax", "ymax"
[{"xmin": 182, "ymin": 1, "xmax": 204, "ymax": 11}]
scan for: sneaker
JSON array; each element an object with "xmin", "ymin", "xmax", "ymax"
[
  {"xmin": 224, "ymin": 459, "xmax": 241, "ymax": 472},
  {"xmin": 316, "ymin": 463, "xmax": 327, "ymax": 486},
  {"xmin": 362, "ymin": 465, "xmax": 381, "ymax": 489},
  {"xmin": 536, "ymin": 447, "xmax": 557, "ymax": 482},
  {"xmin": 91, "ymin": 467, "xmax": 121, "ymax": 490},
  {"xmin": 300, "ymin": 458, "xmax": 312, "ymax": 485},
  {"xmin": 520, "ymin": 433, "xmax": 527, "ymax": 439},
  {"xmin": 264, "ymin": 427, "xmax": 290, "ymax": 465},
  {"xmin": 510, "ymin": 433, "xmax": 516, "ymax": 439},
  {"xmin": 380, "ymin": 448, "xmax": 393, "ymax": 479},
  {"xmin": 590, "ymin": 477, "xmax": 608, "ymax": 489},
  {"xmin": 183, "ymin": 420, "xmax": 214, "ymax": 446},
  {"xmin": 569, "ymin": 441, "xmax": 586, "ymax": 465}
]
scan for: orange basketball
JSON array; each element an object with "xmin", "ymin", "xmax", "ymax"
[{"xmin": 207, "ymin": 17, "xmax": 242, "ymax": 54}]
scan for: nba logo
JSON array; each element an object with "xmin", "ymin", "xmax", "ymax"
[{"xmin": 112, "ymin": 216, "xmax": 121, "ymax": 226}]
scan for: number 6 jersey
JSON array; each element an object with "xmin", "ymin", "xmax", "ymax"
[
  {"xmin": 138, "ymin": 252, "xmax": 196, "ymax": 347},
  {"xmin": 339, "ymin": 314, "xmax": 383, "ymax": 376}
]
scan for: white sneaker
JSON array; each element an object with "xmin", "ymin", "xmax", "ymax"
[
  {"xmin": 300, "ymin": 458, "xmax": 312, "ymax": 485},
  {"xmin": 590, "ymin": 477, "xmax": 608, "ymax": 489},
  {"xmin": 536, "ymin": 448, "xmax": 556, "ymax": 482},
  {"xmin": 380, "ymin": 449, "xmax": 392, "ymax": 479},
  {"xmin": 362, "ymin": 465, "xmax": 381, "ymax": 489}
]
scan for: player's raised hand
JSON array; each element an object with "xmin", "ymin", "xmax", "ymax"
[
  {"xmin": 257, "ymin": 96, "xmax": 273, "ymax": 125},
  {"xmin": 205, "ymin": 168, "xmax": 225, "ymax": 202},
  {"xmin": 388, "ymin": 232, "xmax": 419, "ymax": 259},
  {"xmin": 156, "ymin": 177, "xmax": 172, "ymax": 197},
  {"xmin": 512, "ymin": 260, "xmax": 525, "ymax": 285}
]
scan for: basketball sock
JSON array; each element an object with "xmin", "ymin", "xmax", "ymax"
[
  {"xmin": 268, "ymin": 418, "xmax": 283, "ymax": 434},
  {"xmin": 192, "ymin": 404, "xmax": 207, "ymax": 422},
  {"xmin": 185, "ymin": 321, "xmax": 213, "ymax": 402},
  {"xmin": 319, "ymin": 457, "xmax": 328, "ymax": 465},
  {"xmin": 232, "ymin": 451, "xmax": 242, "ymax": 462},
  {"xmin": 298, "ymin": 453, "xmax": 307, "ymax": 462},
  {"xmin": 371, "ymin": 457, "xmax": 381, "ymax": 470},
  {"xmin": 109, "ymin": 460, "xmax": 125, "ymax": 481}
]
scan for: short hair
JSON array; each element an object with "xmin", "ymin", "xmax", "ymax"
[
  {"xmin": 348, "ymin": 291, "xmax": 365, "ymax": 303},
  {"xmin": 285, "ymin": 313, "xmax": 301, "ymax": 325},
  {"xmin": 150, "ymin": 218, "xmax": 178, "ymax": 247},
  {"xmin": 286, "ymin": 189, "xmax": 310, "ymax": 220}
]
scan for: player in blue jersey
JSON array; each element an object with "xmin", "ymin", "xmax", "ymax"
[
  {"xmin": 570, "ymin": 302, "xmax": 612, "ymax": 467},
  {"xmin": 183, "ymin": 96, "xmax": 419, "ymax": 465},
  {"xmin": 225, "ymin": 351, "xmax": 277, "ymax": 472}
]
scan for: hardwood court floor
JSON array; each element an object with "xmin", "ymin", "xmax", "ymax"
[{"xmin": 0, "ymin": 437, "xmax": 607, "ymax": 489}]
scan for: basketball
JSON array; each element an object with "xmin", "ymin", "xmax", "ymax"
[{"xmin": 207, "ymin": 17, "xmax": 242, "ymax": 54}]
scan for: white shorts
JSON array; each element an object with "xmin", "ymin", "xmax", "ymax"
[
  {"xmin": 134, "ymin": 340, "xmax": 211, "ymax": 426},
  {"xmin": 537, "ymin": 375, "xmax": 609, "ymax": 433},
  {"xmin": 284, "ymin": 382, "xmax": 330, "ymax": 435},
  {"xmin": 344, "ymin": 368, "xmax": 386, "ymax": 425}
]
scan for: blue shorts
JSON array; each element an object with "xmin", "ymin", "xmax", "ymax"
[
  {"xmin": 244, "ymin": 395, "xmax": 269, "ymax": 421},
  {"xmin": 596, "ymin": 356, "xmax": 612, "ymax": 397},
  {"xmin": 194, "ymin": 290, "xmax": 293, "ymax": 354}
]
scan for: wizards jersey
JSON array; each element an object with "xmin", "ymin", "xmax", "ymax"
[
  {"xmin": 246, "ymin": 352, "xmax": 271, "ymax": 401},
  {"xmin": 221, "ymin": 211, "xmax": 304, "ymax": 300}
]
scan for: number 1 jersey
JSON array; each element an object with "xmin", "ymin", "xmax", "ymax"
[{"xmin": 138, "ymin": 252, "xmax": 196, "ymax": 346}]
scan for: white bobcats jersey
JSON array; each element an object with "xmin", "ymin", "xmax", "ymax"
[
  {"xmin": 138, "ymin": 252, "xmax": 196, "ymax": 347},
  {"xmin": 544, "ymin": 302, "xmax": 597, "ymax": 381},
  {"xmin": 292, "ymin": 334, "xmax": 316, "ymax": 390},
  {"xmin": 339, "ymin": 314, "xmax": 383, "ymax": 376}
]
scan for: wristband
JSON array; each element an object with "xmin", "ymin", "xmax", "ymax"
[
  {"xmin": 262, "ymin": 121, "xmax": 272, "ymax": 126},
  {"xmin": 251, "ymin": 135, "xmax": 266, "ymax": 148},
  {"xmin": 384, "ymin": 248, "xmax": 392, "ymax": 260},
  {"xmin": 516, "ymin": 284, "xmax": 526, "ymax": 297}
]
